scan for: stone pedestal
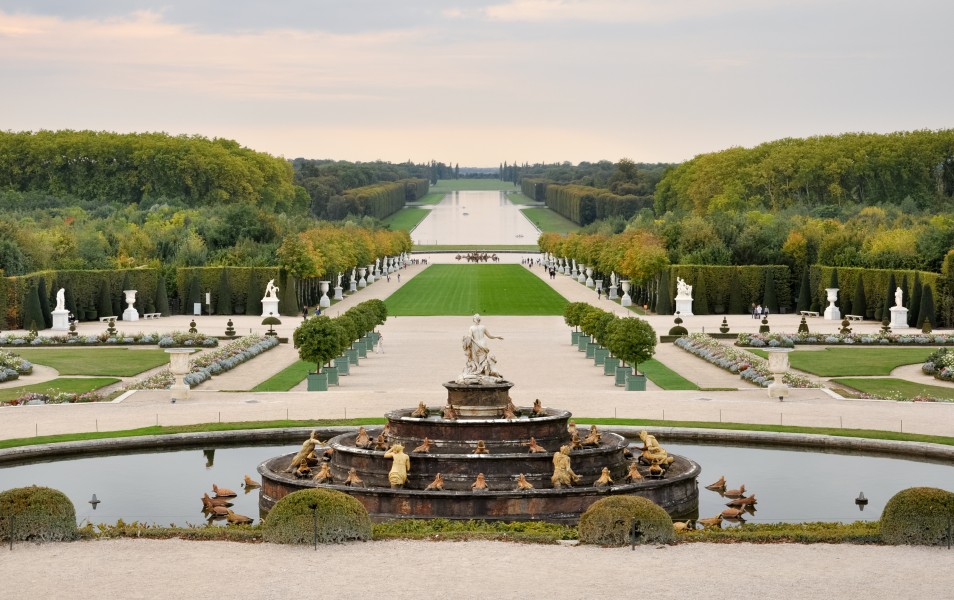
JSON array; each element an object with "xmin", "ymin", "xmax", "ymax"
[
  {"xmin": 261, "ymin": 298, "xmax": 279, "ymax": 318},
  {"xmin": 675, "ymin": 297, "xmax": 693, "ymax": 316},
  {"xmin": 608, "ymin": 285, "xmax": 618, "ymax": 300},
  {"xmin": 333, "ymin": 286, "xmax": 344, "ymax": 301},
  {"xmin": 166, "ymin": 348, "xmax": 193, "ymax": 401},
  {"xmin": 51, "ymin": 309, "xmax": 70, "ymax": 331},
  {"xmin": 443, "ymin": 380, "xmax": 514, "ymax": 419},
  {"xmin": 890, "ymin": 306, "xmax": 910, "ymax": 329}
]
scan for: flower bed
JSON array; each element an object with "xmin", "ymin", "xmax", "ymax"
[
  {"xmin": 0, "ymin": 331, "xmax": 218, "ymax": 348},
  {"xmin": 4, "ymin": 390, "xmax": 104, "ymax": 406},
  {"xmin": 675, "ymin": 333, "xmax": 817, "ymax": 388},
  {"xmin": 922, "ymin": 348, "xmax": 954, "ymax": 381},
  {"xmin": 0, "ymin": 350, "xmax": 33, "ymax": 382},
  {"xmin": 737, "ymin": 332, "xmax": 952, "ymax": 347}
]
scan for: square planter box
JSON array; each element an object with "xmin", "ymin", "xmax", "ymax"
[
  {"xmin": 625, "ymin": 373, "xmax": 647, "ymax": 391},
  {"xmin": 585, "ymin": 342, "xmax": 598, "ymax": 359},
  {"xmin": 571, "ymin": 331, "xmax": 580, "ymax": 345},
  {"xmin": 325, "ymin": 365, "xmax": 339, "ymax": 386},
  {"xmin": 615, "ymin": 365, "xmax": 632, "ymax": 387},
  {"xmin": 604, "ymin": 356, "xmax": 619, "ymax": 376},
  {"xmin": 577, "ymin": 334, "xmax": 590, "ymax": 351},
  {"xmin": 594, "ymin": 347, "xmax": 609, "ymax": 366},
  {"xmin": 307, "ymin": 372, "xmax": 328, "ymax": 391},
  {"xmin": 335, "ymin": 356, "xmax": 350, "ymax": 376}
]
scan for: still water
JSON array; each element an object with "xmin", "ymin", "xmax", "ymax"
[
  {"xmin": 410, "ymin": 191, "xmax": 540, "ymax": 246},
  {"xmin": 2, "ymin": 441, "xmax": 951, "ymax": 526}
]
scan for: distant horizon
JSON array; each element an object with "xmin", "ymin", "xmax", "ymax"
[{"xmin": 3, "ymin": 2, "xmax": 951, "ymax": 166}]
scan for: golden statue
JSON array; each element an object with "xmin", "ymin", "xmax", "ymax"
[
  {"xmin": 286, "ymin": 431, "xmax": 322, "ymax": 472},
  {"xmin": 212, "ymin": 483, "xmax": 236, "ymax": 498},
  {"xmin": 697, "ymin": 515, "xmax": 723, "ymax": 529},
  {"xmin": 384, "ymin": 444, "xmax": 411, "ymax": 488},
  {"xmin": 532, "ymin": 399, "xmax": 545, "ymax": 417},
  {"xmin": 201, "ymin": 493, "xmax": 232, "ymax": 510},
  {"xmin": 550, "ymin": 445, "xmax": 581, "ymax": 489},
  {"xmin": 425, "ymin": 473, "xmax": 445, "ymax": 491},
  {"xmin": 673, "ymin": 521, "xmax": 693, "ymax": 533},
  {"xmin": 625, "ymin": 462, "xmax": 643, "ymax": 482},
  {"xmin": 472, "ymin": 440, "xmax": 489, "ymax": 454},
  {"xmin": 242, "ymin": 475, "xmax": 261, "ymax": 489},
  {"xmin": 514, "ymin": 473, "xmax": 534, "ymax": 491},
  {"xmin": 343, "ymin": 468, "xmax": 364, "ymax": 487},
  {"xmin": 570, "ymin": 432, "xmax": 583, "ymax": 451},
  {"xmin": 567, "ymin": 420, "xmax": 577, "ymax": 436},
  {"xmin": 293, "ymin": 462, "xmax": 311, "ymax": 478},
  {"xmin": 581, "ymin": 425, "xmax": 601, "ymax": 447},
  {"xmin": 354, "ymin": 427, "xmax": 372, "ymax": 449},
  {"xmin": 413, "ymin": 437, "xmax": 433, "ymax": 453},
  {"xmin": 593, "ymin": 467, "xmax": 614, "ymax": 487},
  {"xmin": 312, "ymin": 463, "xmax": 334, "ymax": 483},
  {"xmin": 502, "ymin": 404, "xmax": 517, "ymax": 420},
  {"xmin": 705, "ymin": 475, "xmax": 726, "ymax": 491},
  {"xmin": 442, "ymin": 404, "xmax": 458, "ymax": 419},
  {"xmin": 472, "ymin": 473, "xmax": 489, "ymax": 491},
  {"xmin": 526, "ymin": 437, "xmax": 547, "ymax": 453},
  {"xmin": 637, "ymin": 430, "xmax": 669, "ymax": 465},
  {"xmin": 506, "ymin": 398, "xmax": 518, "ymax": 415},
  {"xmin": 411, "ymin": 401, "xmax": 429, "ymax": 418},
  {"xmin": 648, "ymin": 459, "xmax": 663, "ymax": 478},
  {"xmin": 226, "ymin": 510, "xmax": 253, "ymax": 525},
  {"xmin": 373, "ymin": 432, "xmax": 389, "ymax": 451}
]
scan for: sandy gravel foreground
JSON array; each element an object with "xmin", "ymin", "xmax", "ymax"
[{"xmin": 2, "ymin": 538, "xmax": 952, "ymax": 599}]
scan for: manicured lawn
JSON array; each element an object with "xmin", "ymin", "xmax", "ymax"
[
  {"xmin": 640, "ymin": 358, "xmax": 700, "ymax": 390},
  {"xmin": 830, "ymin": 377, "xmax": 954, "ymax": 402},
  {"xmin": 430, "ymin": 179, "xmax": 516, "ymax": 192},
  {"xmin": 385, "ymin": 264, "xmax": 568, "ymax": 315},
  {"xmin": 505, "ymin": 191, "xmax": 541, "ymax": 205},
  {"xmin": 412, "ymin": 244, "xmax": 538, "ymax": 252},
  {"xmin": 411, "ymin": 192, "xmax": 446, "ymax": 205},
  {"xmin": 252, "ymin": 360, "xmax": 312, "ymax": 392},
  {"xmin": 748, "ymin": 347, "xmax": 934, "ymax": 376},
  {"xmin": 13, "ymin": 348, "xmax": 174, "ymax": 376},
  {"xmin": 520, "ymin": 207, "xmax": 580, "ymax": 234},
  {"xmin": 381, "ymin": 207, "xmax": 431, "ymax": 231},
  {"xmin": 0, "ymin": 377, "xmax": 120, "ymax": 402}
]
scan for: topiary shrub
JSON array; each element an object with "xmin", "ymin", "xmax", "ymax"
[
  {"xmin": 578, "ymin": 495, "xmax": 674, "ymax": 546},
  {"xmin": 263, "ymin": 488, "xmax": 372, "ymax": 545},
  {"xmin": 880, "ymin": 486, "xmax": 954, "ymax": 545},
  {"xmin": 668, "ymin": 314, "xmax": 688, "ymax": 336},
  {"xmin": 0, "ymin": 485, "xmax": 77, "ymax": 542}
]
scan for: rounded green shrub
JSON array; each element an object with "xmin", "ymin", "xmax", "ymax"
[
  {"xmin": 0, "ymin": 485, "xmax": 77, "ymax": 542},
  {"xmin": 263, "ymin": 488, "xmax": 372, "ymax": 544},
  {"xmin": 578, "ymin": 495, "xmax": 674, "ymax": 546},
  {"xmin": 881, "ymin": 487, "xmax": 954, "ymax": 545}
]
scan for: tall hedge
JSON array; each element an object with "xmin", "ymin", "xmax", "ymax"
[
  {"xmin": 545, "ymin": 183, "xmax": 651, "ymax": 226},
  {"xmin": 909, "ymin": 271, "xmax": 922, "ymax": 326},
  {"xmin": 811, "ymin": 266, "xmax": 937, "ymax": 324},
  {"xmin": 667, "ymin": 265, "xmax": 791, "ymax": 314},
  {"xmin": 155, "ymin": 272, "xmax": 170, "ymax": 316},
  {"xmin": 852, "ymin": 276, "xmax": 867, "ymax": 319},
  {"xmin": 23, "ymin": 283, "xmax": 44, "ymax": 331},
  {"xmin": 216, "ymin": 269, "xmax": 233, "ymax": 315},
  {"xmin": 326, "ymin": 179, "xmax": 425, "ymax": 220},
  {"xmin": 37, "ymin": 277, "xmax": 52, "ymax": 328}
]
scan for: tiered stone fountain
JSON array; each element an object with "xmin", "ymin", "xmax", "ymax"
[{"xmin": 258, "ymin": 317, "xmax": 700, "ymax": 523}]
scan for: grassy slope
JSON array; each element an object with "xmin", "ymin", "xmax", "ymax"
[
  {"xmin": 385, "ymin": 264, "xmax": 567, "ymax": 316},
  {"xmin": 520, "ymin": 207, "xmax": 579, "ymax": 234},
  {"xmin": 430, "ymin": 179, "xmax": 516, "ymax": 192},
  {"xmin": 13, "ymin": 348, "xmax": 172, "ymax": 376},
  {"xmin": 381, "ymin": 207, "xmax": 431, "ymax": 231}
]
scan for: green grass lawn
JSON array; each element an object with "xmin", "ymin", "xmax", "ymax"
[
  {"xmin": 412, "ymin": 192, "xmax": 446, "ymax": 205},
  {"xmin": 381, "ymin": 207, "xmax": 431, "ymax": 231},
  {"xmin": 13, "ymin": 348, "xmax": 175, "ymax": 376},
  {"xmin": 385, "ymin": 264, "xmax": 568, "ymax": 315},
  {"xmin": 829, "ymin": 377, "xmax": 954, "ymax": 401},
  {"xmin": 748, "ymin": 347, "xmax": 934, "ymax": 376},
  {"xmin": 505, "ymin": 191, "xmax": 541, "ymax": 205},
  {"xmin": 520, "ymin": 207, "xmax": 579, "ymax": 234},
  {"xmin": 430, "ymin": 179, "xmax": 516, "ymax": 192},
  {"xmin": 412, "ymin": 244, "xmax": 539, "ymax": 252},
  {"xmin": 0, "ymin": 377, "xmax": 120, "ymax": 402},
  {"xmin": 252, "ymin": 360, "xmax": 312, "ymax": 392},
  {"xmin": 640, "ymin": 358, "xmax": 700, "ymax": 390}
]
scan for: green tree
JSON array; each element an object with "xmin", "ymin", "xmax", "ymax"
[
  {"xmin": 796, "ymin": 269, "xmax": 811, "ymax": 313},
  {"xmin": 606, "ymin": 317, "xmax": 657, "ymax": 375},
  {"xmin": 693, "ymin": 272, "xmax": 710, "ymax": 315},
  {"xmin": 852, "ymin": 276, "xmax": 867, "ymax": 319},
  {"xmin": 884, "ymin": 272, "xmax": 897, "ymax": 319},
  {"xmin": 763, "ymin": 269, "xmax": 779, "ymax": 313},
  {"xmin": 217, "ymin": 269, "xmax": 233, "ymax": 315},
  {"xmin": 23, "ymin": 283, "xmax": 45, "ymax": 331},
  {"xmin": 187, "ymin": 276, "xmax": 202, "ymax": 315},
  {"xmin": 918, "ymin": 284, "xmax": 937, "ymax": 330},
  {"xmin": 37, "ymin": 277, "xmax": 52, "ymax": 328},
  {"xmin": 96, "ymin": 279, "xmax": 112, "ymax": 319},
  {"xmin": 656, "ymin": 269, "xmax": 672, "ymax": 315},
  {"xmin": 294, "ymin": 316, "xmax": 348, "ymax": 373},
  {"xmin": 909, "ymin": 271, "xmax": 922, "ymax": 327},
  {"xmin": 246, "ymin": 271, "xmax": 263, "ymax": 317},
  {"xmin": 155, "ymin": 272, "xmax": 171, "ymax": 316},
  {"xmin": 728, "ymin": 268, "xmax": 744, "ymax": 314}
]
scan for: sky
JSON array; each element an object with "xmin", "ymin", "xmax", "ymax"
[{"xmin": 1, "ymin": 1, "xmax": 952, "ymax": 167}]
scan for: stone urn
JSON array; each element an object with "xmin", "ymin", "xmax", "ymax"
[
  {"xmin": 358, "ymin": 267, "xmax": 368, "ymax": 289},
  {"xmin": 823, "ymin": 287, "xmax": 841, "ymax": 320},
  {"xmin": 766, "ymin": 348, "xmax": 791, "ymax": 401},
  {"xmin": 577, "ymin": 265, "xmax": 587, "ymax": 284},
  {"xmin": 585, "ymin": 268, "xmax": 594, "ymax": 288},
  {"xmin": 122, "ymin": 289, "xmax": 139, "ymax": 321},
  {"xmin": 620, "ymin": 280, "xmax": 632, "ymax": 307},
  {"xmin": 166, "ymin": 348, "xmax": 193, "ymax": 401},
  {"xmin": 319, "ymin": 281, "xmax": 331, "ymax": 308},
  {"xmin": 366, "ymin": 264, "xmax": 376, "ymax": 284}
]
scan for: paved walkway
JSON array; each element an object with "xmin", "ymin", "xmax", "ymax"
[{"xmin": 2, "ymin": 254, "xmax": 952, "ymax": 441}]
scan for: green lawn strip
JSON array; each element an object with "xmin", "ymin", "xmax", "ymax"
[
  {"xmin": 412, "ymin": 192, "xmax": 446, "ymax": 205},
  {"xmin": 14, "ymin": 348, "xmax": 172, "ymax": 376},
  {"xmin": 748, "ymin": 347, "xmax": 934, "ymax": 377},
  {"xmin": 830, "ymin": 377, "xmax": 954, "ymax": 401},
  {"xmin": 385, "ymin": 264, "xmax": 568, "ymax": 315},
  {"xmin": 520, "ymin": 207, "xmax": 580, "ymax": 234},
  {"xmin": 381, "ymin": 207, "xmax": 431, "ymax": 231},
  {"xmin": 505, "ymin": 192, "xmax": 541, "ymax": 206},
  {"xmin": 430, "ymin": 179, "xmax": 516, "ymax": 192},
  {"xmin": 412, "ymin": 244, "xmax": 539, "ymax": 252},
  {"xmin": 252, "ymin": 360, "xmax": 313, "ymax": 392},
  {"xmin": 0, "ymin": 377, "xmax": 120, "ymax": 402},
  {"xmin": 639, "ymin": 359, "xmax": 700, "ymax": 390}
]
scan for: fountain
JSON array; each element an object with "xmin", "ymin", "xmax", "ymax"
[{"xmin": 259, "ymin": 316, "xmax": 699, "ymax": 523}]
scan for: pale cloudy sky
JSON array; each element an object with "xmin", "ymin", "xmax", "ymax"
[{"xmin": 1, "ymin": 1, "xmax": 951, "ymax": 166}]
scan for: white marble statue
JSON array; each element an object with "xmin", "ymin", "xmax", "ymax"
[
  {"xmin": 676, "ymin": 277, "xmax": 693, "ymax": 298},
  {"xmin": 458, "ymin": 314, "xmax": 504, "ymax": 383},
  {"xmin": 351, "ymin": 267, "xmax": 357, "ymax": 281},
  {"xmin": 55, "ymin": 288, "xmax": 66, "ymax": 312},
  {"xmin": 264, "ymin": 279, "xmax": 279, "ymax": 299},
  {"xmin": 337, "ymin": 272, "xmax": 343, "ymax": 288},
  {"xmin": 895, "ymin": 286, "xmax": 903, "ymax": 308}
]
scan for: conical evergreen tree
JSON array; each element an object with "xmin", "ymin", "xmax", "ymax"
[
  {"xmin": 899, "ymin": 274, "xmax": 909, "ymax": 317},
  {"xmin": 64, "ymin": 286, "xmax": 77, "ymax": 316},
  {"xmin": 763, "ymin": 269, "xmax": 779, "ymax": 313},
  {"xmin": 829, "ymin": 268, "xmax": 839, "ymax": 288},
  {"xmin": 796, "ymin": 269, "xmax": 811, "ymax": 313},
  {"xmin": 246, "ymin": 271, "xmax": 263, "ymax": 317},
  {"xmin": 118, "ymin": 271, "xmax": 132, "ymax": 316},
  {"xmin": 277, "ymin": 270, "xmax": 299, "ymax": 317},
  {"xmin": 155, "ymin": 272, "xmax": 170, "ymax": 316},
  {"xmin": 37, "ymin": 277, "xmax": 52, "ymax": 328},
  {"xmin": 656, "ymin": 269, "xmax": 672, "ymax": 315},
  {"xmin": 23, "ymin": 283, "xmax": 45, "ymax": 331},
  {"xmin": 96, "ymin": 279, "xmax": 112, "ymax": 319},
  {"xmin": 884, "ymin": 272, "xmax": 897, "ymax": 317},
  {"xmin": 187, "ymin": 276, "xmax": 202, "ymax": 315},
  {"xmin": 728, "ymin": 268, "xmax": 743, "ymax": 314},
  {"xmin": 918, "ymin": 284, "xmax": 937, "ymax": 329},
  {"xmin": 693, "ymin": 271, "xmax": 709, "ymax": 315},
  {"xmin": 909, "ymin": 271, "xmax": 922, "ymax": 327},
  {"xmin": 852, "ymin": 276, "xmax": 867, "ymax": 319},
  {"xmin": 216, "ymin": 269, "xmax": 233, "ymax": 315}
]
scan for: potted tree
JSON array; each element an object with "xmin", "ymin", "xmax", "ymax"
[
  {"xmin": 563, "ymin": 302, "xmax": 588, "ymax": 345},
  {"xmin": 293, "ymin": 316, "xmax": 347, "ymax": 391},
  {"xmin": 582, "ymin": 309, "xmax": 616, "ymax": 366},
  {"xmin": 606, "ymin": 317, "xmax": 657, "ymax": 391},
  {"xmin": 333, "ymin": 314, "xmax": 359, "ymax": 376}
]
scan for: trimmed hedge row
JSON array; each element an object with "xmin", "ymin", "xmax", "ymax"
[
  {"xmin": 810, "ymin": 265, "xmax": 938, "ymax": 322},
  {"xmin": 544, "ymin": 183, "xmax": 652, "ymax": 226},
  {"xmin": 326, "ymin": 178, "xmax": 428, "ymax": 221}
]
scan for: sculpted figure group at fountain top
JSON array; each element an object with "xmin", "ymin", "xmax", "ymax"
[{"xmin": 457, "ymin": 314, "xmax": 505, "ymax": 383}]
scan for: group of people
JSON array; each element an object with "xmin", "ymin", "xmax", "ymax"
[
  {"xmin": 455, "ymin": 252, "xmax": 499, "ymax": 263},
  {"xmin": 751, "ymin": 303, "xmax": 770, "ymax": 319}
]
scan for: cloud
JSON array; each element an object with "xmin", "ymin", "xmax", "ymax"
[{"xmin": 481, "ymin": 0, "xmax": 817, "ymax": 24}]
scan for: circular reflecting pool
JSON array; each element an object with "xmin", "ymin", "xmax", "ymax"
[{"xmin": 1, "ymin": 439, "xmax": 950, "ymax": 526}]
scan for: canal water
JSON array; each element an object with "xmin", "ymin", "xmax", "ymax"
[
  {"xmin": 410, "ymin": 191, "xmax": 540, "ymax": 246},
  {"xmin": 2, "ymin": 440, "xmax": 950, "ymax": 527}
]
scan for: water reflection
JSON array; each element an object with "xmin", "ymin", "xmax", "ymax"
[
  {"xmin": 1, "ymin": 441, "xmax": 951, "ymax": 526},
  {"xmin": 410, "ymin": 191, "xmax": 540, "ymax": 245}
]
